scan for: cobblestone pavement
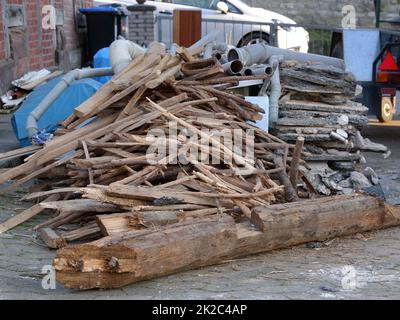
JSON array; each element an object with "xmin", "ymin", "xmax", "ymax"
[{"xmin": 0, "ymin": 121, "xmax": 399, "ymax": 300}]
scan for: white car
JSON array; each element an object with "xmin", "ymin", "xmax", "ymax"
[{"xmin": 94, "ymin": 0, "xmax": 309, "ymax": 52}]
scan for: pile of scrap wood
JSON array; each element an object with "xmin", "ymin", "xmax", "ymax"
[
  {"xmin": 275, "ymin": 60, "xmax": 389, "ymax": 195},
  {"xmin": 0, "ymin": 40, "xmax": 399, "ymax": 290},
  {"xmin": 0, "ymin": 44, "xmax": 298, "ymax": 250},
  {"xmin": 277, "ymin": 61, "xmax": 390, "ymax": 161}
]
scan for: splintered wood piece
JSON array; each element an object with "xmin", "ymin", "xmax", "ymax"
[
  {"xmin": 146, "ymin": 64, "xmax": 182, "ymax": 89},
  {"xmin": 106, "ymin": 184, "xmax": 219, "ymax": 206},
  {"xmin": 117, "ymin": 85, "xmax": 147, "ymax": 120},
  {"xmin": 137, "ymin": 211, "xmax": 179, "ymax": 227},
  {"xmin": 273, "ymin": 156, "xmax": 299, "ymax": 202},
  {"xmin": 0, "ymin": 150, "xmax": 82, "ymax": 194},
  {"xmin": 38, "ymin": 227, "xmax": 67, "ymax": 249},
  {"xmin": 39, "ymin": 199, "xmax": 120, "ymax": 214},
  {"xmin": 62, "ymin": 222, "xmax": 102, "ymax": 242},
  {"xmin": 81, "ymin": 141, "xmax": 94, "ymax": 185},
  {"xmin": 83, "ymin": 187, "xmax": 148, "ymax": 208},
  {"xmin": 176, "ymin": 47, "xmax": 195, "ymax": 62},
  {"xmin": 289, "ymin": 136, "xmax": 304, "ymax": 188},
  {"xmin": 110, "ymin": 54, "xmax": 161, "ymax": 91},
  {"xmin": 22, "ymin": 188, "xmax": 83, "ymax": 201},
  {"xmin": 96, "ymin": 212, "xmax": 138, "ymax": 236}
]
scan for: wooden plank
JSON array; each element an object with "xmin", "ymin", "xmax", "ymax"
[
  {"xmin": 0, "ymin": 194, "xmax": 59, "ymax": 233},
  {"xmin": 0, "ymin": 145, "xmax": 41, "ymax": 162},
  {"xmin": 22, "ymin": 188, "xmax": 83, "ymax": 201},
  {"xmin": 280, "ymin": 100, "xmax": 368, "ymax": 114},
  {"xmin": 61, "ymin": 222, "xmax": 101, "ymax": 242},
  {"xmin": 0, "ymin": 151, "xmax": 83, "ymax": 194},
  {"xmin": 81, "ymin": 141, "xmax": 94, "ymax": 185},
  {"xmin": 138, "ymin": 211, "xmax": 179, "ymax": 227},
  {"xmin": 19, "ymin": 70, "xmax": 63, "ymax": 90},
  {"xmin": 96, "ymin": 212, "xmax": 138, "ymax": 236},
  {"xmin": 40, "ymin": 199, "xmax": 120, "ymax": 214}
]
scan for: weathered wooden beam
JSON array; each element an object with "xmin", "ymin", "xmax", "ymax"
[
  {"xmin": 53, "ymin": 194, "xmax": 400, "ymax": 290},
  {"xmin": 54, "ymin": 215, "xmax": 237, "ymax": 289}
]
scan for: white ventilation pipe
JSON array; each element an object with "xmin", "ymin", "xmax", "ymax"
[
  {"xmin": 222, "ymin": 60, "xmax": 244, "ymax": 75},
  {"xmin": 244, "ymin": 64, "xmax": 274, "ymax": 77},
  {"xmin": 268, "ymin": 55, "xmax": 283, "ymax": 127},
  {"xmin": 228, "ymin": 43, "xmax": 345, "ymax": 69},
  {"xmin": 188, "ymin": 30, "xmax": 220, "ymax": 53}
]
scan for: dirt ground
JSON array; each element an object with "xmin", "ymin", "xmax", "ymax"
[{"xmin": 0, "ymin": 116, "xmax": 400, "ymax": 300}]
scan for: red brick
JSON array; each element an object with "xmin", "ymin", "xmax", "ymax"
[{"xmin": 2, "ymin": 0, "xmax": 93, "ymax": 69}]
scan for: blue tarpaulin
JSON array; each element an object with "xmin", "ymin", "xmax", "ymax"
[
  {"xmin": 12, "ymin": 76, "xmax": 102, "ymax": 147},
  {"xmin": 94, "ymin": 47, "xmax": 112, "ymax": 84}
]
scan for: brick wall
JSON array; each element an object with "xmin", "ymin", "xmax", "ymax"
[
  {"xmin": 0, "ymin": 1, "xmax": 5, "ymax": 61},
  {"xmin": 127, "ymin": 4, "xmax": 156, "ymax": 47},
  {"xmin": 244, "ymin": 0, "xmax": 400, "ymax": 28},
  {"xmin": 0, "ymin": 0, "xmax": 93, "ymax": 94}
]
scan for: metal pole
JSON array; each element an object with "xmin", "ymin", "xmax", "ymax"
[{"xmin": 375, "ymin": 0, "xmax": 381, "ymax": 28}]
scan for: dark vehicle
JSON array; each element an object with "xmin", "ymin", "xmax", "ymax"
[{"xmin": 330, "ymin": 0, "xmax": 400, "ymax": 122}]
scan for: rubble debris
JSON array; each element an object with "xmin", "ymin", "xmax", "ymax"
[
  {"xmin": 0, "ymin": 88, "xmax": 28, "ymax": 112},
  {"xmin": 350, "ymin": 171, "xmax": 372, "ymax": 190},
  {"xmin": 363, "ymin": 167, "xmax": 379, "ymax": 185},
  {"xmin": 364, "ymin": 176, "xmax": 400, "ymax": 205}
]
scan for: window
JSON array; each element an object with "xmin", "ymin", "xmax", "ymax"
[
  {"xmin": 168, "ymin": 0, "xmax": 214, "ymax": 9},
  {"xmin": 210, "ymin": 1, "xmax": 242, "ymax": 14},
  {"xmin": 165, "ymin": 0, "xmax": 242, "ymax": 13}
]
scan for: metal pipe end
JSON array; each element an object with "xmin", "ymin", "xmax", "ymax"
[
  {"xmin": 244, "ymin": 68, "xmax": 253, "ymax": 76},
  {"xmin": 227, "ymin": 48, "xmax": 240, "ymax": 62},
  {"xmin": 230, "ymin": 60, "xmax": 244, "ymax": 74},
  {"xmin": 213, "ymin": 52, "xmax": 222, "ymax": 61},
  {"xmin": 265, "ymin": 66, "xmax": 274, "ymax": 76}
]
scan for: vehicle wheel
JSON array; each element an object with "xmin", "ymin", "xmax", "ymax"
[
  {"xmin": 238, "ymin": 32, "xmax": 269, "ymax": 47},
  {"xmin": 378, "ymin": 96, "xmax": 394, "ymax": 122}
]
